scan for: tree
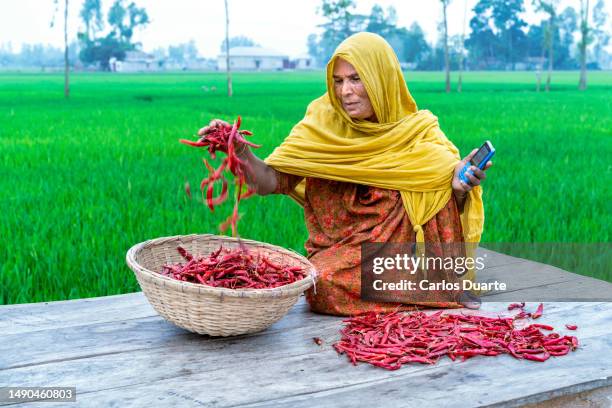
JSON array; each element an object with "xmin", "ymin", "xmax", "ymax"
[
  {"xmin": 168, "ymin": 40, "xmax": 198, "ymax": 63},
  {"xmin": 591, "ymin": 0, "xmax": 610, "ymax": 67},
  {"xmin": 80, "ymin": 0, "xmax": 103, "ymax": 41},
  {"xmin": 533, "ymin": 0, "xmax": 559, "ymax": 92},
  {"xmin": 307, "ymin": 33, "xmax": 323, "ymax": 66},
  {"xmin": 224, "ymin": 0, "xmax": 232, "ymax": 97},
  {"xmin": 316, "ymin": 0, "xmax": 366, "ymax": 63},
  {"xmin": 79, "ymin": 36, "xmax": 130, "ymax": 69},
  {"xmin": 51, "ymin": 0, "xmax": 70, "ymax": 98},
  {"xmin": 78, "ymin": 0, "xmax": 149, "ymax": 69},
  {"xmin": 365, "ymin": 5, "xmax": 397, "ymax": 38},
  {"xmin": 441, "ymin": 0, "xmax": 451, "ymax": 93},
  {"xmin": 526, "ymin": 22, "xmax": 547, "ymax": 91},
  {"xmin": 107, "ymin": 1, "xmax": 126, "ymax": 39},
  {"xmin": 466, "ymin": 0, "xmax": 528, "ymax": 69},
  {"xmin": 63, "ymin": 0, "xmax": 69, "ymax": 98},
  {"xmin": 365, "ymin": 5, "xmax": 405, "ymax": 58},
  {"xmin": 557, "ymin": 7, "xmax": 578, "ymax": 69},
  {"xmin": 457, "ymin": 0, "xmax": 468, "ymax": 93},
  {"xmin": 578, "ymin": 0, "xmax": 590, "ymax": 90},
  {"xmin": 466, "ymin": 1, "xmax": 498, "ymax": 67},
  {"xmin": 107, "ymin": 0, "xmax": 149, "ymax": 43},
  {"xmin": 220, "ymin": 36, "xmax": 259, "ymax": 52},
  {"xmin": 402, "ymin": 23, "xmax": 430, "ymax": 65}
]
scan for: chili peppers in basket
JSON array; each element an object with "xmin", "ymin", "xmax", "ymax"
[
  {"xmin": 161, "ymin": 245, "xmax": 307, "ymax": 290},
  {"xmin": 332, "ymin": 305, "xmax": 579, "ymax": 371},
  {"xmin": 180, "ymin": 116, "xmax": 260, "ymax": 236}
]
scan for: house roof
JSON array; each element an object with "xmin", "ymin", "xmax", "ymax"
[{"xmin": 218, "ymin": 46, "xmax": 288, "ymax": 58}]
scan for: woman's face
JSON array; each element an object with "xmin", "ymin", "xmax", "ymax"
[{"xmin": 332, "ymin": 58, "xmax": 376, "ymax": 121}]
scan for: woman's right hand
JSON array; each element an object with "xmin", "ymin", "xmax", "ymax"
[
  {"xmin": 198, "ymin": 119, "xmax": 249, "ymax": 155},
  {"xmin": 196, "ymin": 118, "xmax": 276, "ymax": 195},
  {"xmin": 197, "ymin": 119, "xmax": 229, "ymax": 141}
]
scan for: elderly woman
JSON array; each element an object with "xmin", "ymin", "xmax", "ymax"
[{"xmin": 200, "ymin": 33, "xmax": 492, "ymax": 316}]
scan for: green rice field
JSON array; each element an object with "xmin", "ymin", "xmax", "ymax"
[{"xmin": 1, "ymin": 70, "xmax": 610, "ymax": 305}]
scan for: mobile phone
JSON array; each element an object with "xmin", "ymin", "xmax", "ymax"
[{"xmin": 459, "ymin": 141, "xmax": 495, "ymax": 185}]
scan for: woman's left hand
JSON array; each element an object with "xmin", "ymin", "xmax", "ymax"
[{"xmin": 452, "ymin": 149, "xmax": 493, "ymax": 196}]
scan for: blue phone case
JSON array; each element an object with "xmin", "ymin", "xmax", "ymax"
[{"xmin": 459, "ymin": 142, "xmax": 495, "ymax": 185}]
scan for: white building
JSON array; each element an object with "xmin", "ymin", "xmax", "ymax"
[
  {"xmin": 185, "ymin": 58, "xmax": 217, "ymax": 71},
  {"xmin": 217, "ymin": 47, "xmax": 289, "ymax": 71},
  {"xmin": 294, "ymin": 54, "xmax": 315, "ymax": 70},
  {"xmin": 109, "ymin": 51, "xmax": 161, "ymax": 72}
]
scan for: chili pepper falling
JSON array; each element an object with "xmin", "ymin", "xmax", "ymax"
[
  {"xmin": 332, "ymin": 305, "xmax": 579, "ymax": 371},
  {"xmin": 161, "ymin": 245, "xmax": 308, "ymax": 290},
  {"xmin": 180, "ymin": 116, "xmax": 259, "ymax": 236}
]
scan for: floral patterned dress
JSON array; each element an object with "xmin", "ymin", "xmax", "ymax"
[{"xmin": 273, "ymin": 171, "xmax": 465, "ymax": 316}]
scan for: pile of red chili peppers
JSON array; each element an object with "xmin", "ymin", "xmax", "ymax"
[
  {"xmin": 333, "ymin": 303, "xmax": 579, "ymax": 370},
  {"xmin": 180, "ymin": 116, "xmax": 260, "ymax": 236},
  {"xmin": 161, "ymin": 246, "xmax": 307, "ymax": 289}
]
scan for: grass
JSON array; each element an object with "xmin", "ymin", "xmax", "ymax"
[{"xmin": 0, "ymin": 70, "xmax": 610, "ymax": 305}]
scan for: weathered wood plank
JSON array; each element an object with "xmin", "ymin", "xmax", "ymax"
[
  {"xmin": 477, "ymin": 247, "xmax": 529, "ymax": 268},
  {"xmin": 1, "ymin": 302, "xmax": 607, "ymax": 408},
  {"xmin": 233, "ymin": 336, "xmax": 611, "ymax": 408},
  {"xmin": 0, "ymin": 298, "xmax": 316, "ymax": 370},
  {"xmin": 479, "ymin": 276, "xmax": 612, "ymax": 302},
  {"xmin": 519, "ymin": 385, "xmax": 612, "ymax": 408},
  {"xmin": 0, "ymin": 293, "xmax": 156, "ymax": 335},
  {"xmin": 12, "ymin": 318, "xmax": 610, "ymax": 408},
  {"xmin": 476, "ymin": 262, "xmax": 579, "ymax": 296},
  {"xmin": 0, "ymin": 292, "xmax": 310, "ymax": 337},
  {"xmin": 0, "ymin": 298, "xmax": 592, "ymax": 371}
]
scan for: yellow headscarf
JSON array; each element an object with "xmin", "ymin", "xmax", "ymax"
[{"xmin": 264, "ymin": 32, "xmax": 484, "ymax": 278}]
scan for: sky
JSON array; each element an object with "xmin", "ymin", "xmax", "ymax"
[{"xmin": 1, "ymin": 0, "xmax": 610, "ymax": 58}]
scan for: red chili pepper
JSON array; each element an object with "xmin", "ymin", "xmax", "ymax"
[
  {"xmin": 161, "ymin": 246, "xmax": 307, "ymax": 290},
  {"xmin": 181, "ymin": 117, "xmax": 260, "ymax": 237},
  {"xmin": 522, "ymin": 352, "xmax": 550, "ymax": 362},
  {"xmin": 507, "ymin": 302, "xmax": 525, "ymax": 310},
  {"xmin": 565, "ymin": 324, "xmax": 578, "ymax": 330},
  {"xmin": 531, "ymin": 303, "xmax": 544, "ymax": 319},
  {"xmin": 531, "ymin": 324, "xmax": 554, "ymax": 331},
  {"xmin": 179, "ymin": 139, "xmax": 208, "ymax": 147},
  {"xmin": 333, "ymin": 304, "xmax": 579, "ymax": 371}
]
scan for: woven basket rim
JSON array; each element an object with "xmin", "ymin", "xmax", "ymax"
[{"xmin": 126, "ymin": 233, "xmax": 317, "ymax": 299}]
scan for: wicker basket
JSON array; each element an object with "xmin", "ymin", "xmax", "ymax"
[{"xmin": 126, "ymin": 234, "xmax": 317, "ymax": 336}]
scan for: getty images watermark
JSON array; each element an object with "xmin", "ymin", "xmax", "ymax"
[{"xmin": 360, "ymin": 242, "xmax": 612, "ymax": 303}]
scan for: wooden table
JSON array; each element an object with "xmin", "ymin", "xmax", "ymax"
[{"xmin": 1, "ymin": 249, "xmax": 611, "ymax": 407}]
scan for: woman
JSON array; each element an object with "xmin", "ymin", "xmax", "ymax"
[{"xmin": 200, "ymin": 32, "xmax": 492, "ymax": 316}]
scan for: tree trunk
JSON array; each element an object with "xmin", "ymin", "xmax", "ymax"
[
  {"xmin": 442, "ymin": 1, "xmax": 450, "ymax": 93},
  {"xmin": 537, "ymin": 20, "xmax": 548, "ymax": 93},
  {"xmin": 457, "ymin": 0, "xmax": 467, "ymax": 93},
  {"xmin": 224, "ymin": 0, "xmax": 232, "ymax": 97},
  {"xmin": 64, "ymin": 0, "xmax": 69, "ymax": 99},
  {"xmin": 545, "ymin": 15, "xmax": 554, "ymax": 92},
  {"xmin": 579, "ymin": 0, "xmax": 589, "ymax": 90}
]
